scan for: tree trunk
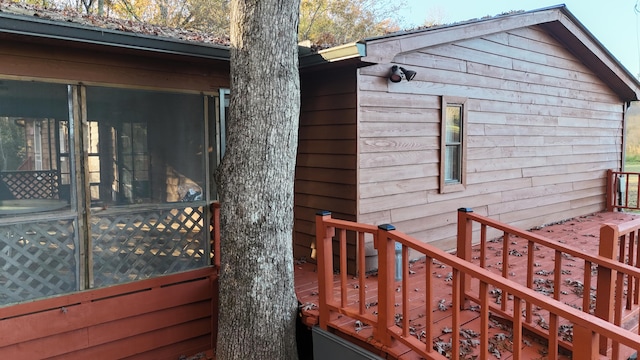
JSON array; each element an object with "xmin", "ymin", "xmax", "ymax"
[{"xmin": 215, "ymin": 0, "xmax": 301, "ymax": 359}]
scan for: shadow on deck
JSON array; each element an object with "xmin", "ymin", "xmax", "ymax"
[{"xmin": 296, "ymin": 211, "xmax": 640, "ymax": 360}]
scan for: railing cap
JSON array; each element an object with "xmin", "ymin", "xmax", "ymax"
[
  {"xmin": 458, "ymin": 207, "xmax": 473, "ymax": 213},
  {"xmin": 378, "ymin": 224, "xmax": 396, "ymax": 231}
]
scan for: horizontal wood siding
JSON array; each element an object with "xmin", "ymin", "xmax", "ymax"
[
  {"xmin": 0, "ymin": 36, "xmax": 229, "ymax": 91},
  {"xmin": 0, "ymin": 268, "xmax": 217, "ymax": 359},
  {"xmin": 358, "ymin": 25, "xmax": 624, "ymax": 250},
  {"xmin": 295, "ymin": 66, "xmax": 358, "ymax": 263}
]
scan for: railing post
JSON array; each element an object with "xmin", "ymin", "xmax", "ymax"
[
  {"xmin": 457, "ymin": 208, "xmax": 473, "ymax": 308},
  {"xmin": 595, "ymin": 223, "xmax": 619, "ymax": 355},
  {"xmin": 315, "ymin": 211, "xmax": 335, "ymax": 330},
  {"xmin": 211, "ymin": 201, "xmax": 221, "ymax": 269},
  {"xmin": 572, "ymin": 324, "xmax": 598, "ymax": 360},
  {"xmin": 377, "ymin": 224, "xmax": 396, "ymax": 347},
  {"xmin": 606, "ymin": 169, "xmax": 614, "ymax": 212}
]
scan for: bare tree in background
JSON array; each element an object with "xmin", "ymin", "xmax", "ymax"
[
  {"xmin": 298, "ymin": 0, "xmax": 404, "ymax": 45},
  {"xmin": 42, "ymin": 0, "xmax": 401, "ymax": 45},
  {"xmin": 215, "ymin": 0, "xmax": 301, "ymax": 358}
]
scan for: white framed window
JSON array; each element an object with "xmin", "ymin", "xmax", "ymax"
[{"xmin": 440, "ymin": 96, "xmax": 467, "ymax": 193}]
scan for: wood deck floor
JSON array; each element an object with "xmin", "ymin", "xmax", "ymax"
[{"xmin": 295, "ymin": 211, "xmax": 640, "ymax": 359}]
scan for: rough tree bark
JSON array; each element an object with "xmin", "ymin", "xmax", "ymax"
[{"xmin": 215, "ymin": 0, "xmax": 301, "ymax": 359}]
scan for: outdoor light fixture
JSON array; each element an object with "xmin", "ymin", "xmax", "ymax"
[
  {"xmin": 389, "ymin": 65, "xmax": 403, "ymax": 82},
  {"xmin": 400, "ymin": 66, "xmax": 417, "ymax": 81},
  {"xmin": 388, "ymin": 65, "xmax": 417, "ymax": 82}
]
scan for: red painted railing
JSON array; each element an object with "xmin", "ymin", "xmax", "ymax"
[
  {"xmin": 211, "ymin": 201, "xmax": 221, "ymax": 268},
  {"xmin": 597, "ymin": 218, "xmax": 640, "ymax": 357},
  {"xmin": 607, "ymin": 169, "xmax": 640, "ymax": 212},
  {"xmin": 314, "ymin": 211, "xmax": 379, "ymax": 331},
  {"xmin": 457, "ymin": 208, "xmax": 640, "ymax": 358},
  {"xmin": 0, "ymin": 267, "xmax": 217, "ymax": 359},
  {"xmin": 316, "ymin": 211, "xmax": 640, "ymax": 360}
]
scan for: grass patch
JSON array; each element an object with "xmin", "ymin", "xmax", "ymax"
[
  {"xmin": 626, "ymin": 162, "xmax": 640, "ymax": 174},
  {"xmin": 624, "ymin": 162, "xmax": 640, "ymax": 209}
]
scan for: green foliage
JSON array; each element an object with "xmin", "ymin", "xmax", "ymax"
[
  {"xmin": 625, "ymin": 162, "xmax": 640, "ymax": 172},
  {"xmin": 0, "ymin": 117, "xmax": 26, "ymax": 171},
  {"xmin": 626, "ymin": 103, "xmax": 640, "ymax": 163}
]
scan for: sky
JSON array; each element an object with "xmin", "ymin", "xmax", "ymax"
[{"xmin": 398, "ymin": 0, "xmax": 640, "ymax": 79}]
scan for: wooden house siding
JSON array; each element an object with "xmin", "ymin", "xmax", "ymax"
[
  {"xmin": 0, "ymin": 36, "xmax": 229, "ymax": 91},
  {"xmin": 357, "ymin": 25, "xmax": 624, "ymax": 251},
  {"xmin": 294, "ymin": 66, "xmax": 358, "ymax": 261}
]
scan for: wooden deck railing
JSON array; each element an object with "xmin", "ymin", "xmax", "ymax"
[
  {"xmin": 315, "ymin": 211, "xmax": 379, "ymax": 331},
  {"xmin": 597, "ymin": 217, "xmax": 640, "ymax": 357},
  {"xmin": 457, "ymin": 208, "xmax": 640, "ymax": 358},
  {"xmin": 607, "ymin": 169, "xmax": 640, "ymax": 212},
  {"xmin": 211, "ymin": 201, "xmax": 221, "ymax": 268},
  {"xmin": 316, "ymin": 210, "xmax": 640, "ymax": 360},
  {"xmin": 0, "ymin": 267, "xmax": 218, "ymax": 359}
]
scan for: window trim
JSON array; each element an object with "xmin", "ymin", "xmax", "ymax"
[{"xmin": 439, "ymin": 96, "xmax": 467, "ymax": 193}]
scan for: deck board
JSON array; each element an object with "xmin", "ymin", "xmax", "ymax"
[{"xmin": 296, "ymin": 211, "xmax": 640, "ymax": 359}]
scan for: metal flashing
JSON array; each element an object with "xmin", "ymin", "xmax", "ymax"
[{"xmin": 299, "ymin": 42, "xmax": 366, "ymax": 68}]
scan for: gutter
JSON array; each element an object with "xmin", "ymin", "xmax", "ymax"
[
  {"xmin": 0, "ymin": 12, "xmax": 231, "ymax": 61},
  {"xmin": 299, "ymin": 42, "xmax": 367, "ymax": 68}
]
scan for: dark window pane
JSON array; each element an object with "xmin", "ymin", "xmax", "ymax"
[
  {"xmin": 86, "ymin": 87, "xmax": 205, "ymax": 206},
  {"xmin": 0, "ymin": 80, "xmax": 71, "ymax": 214},
  {"xmin": 445, "ymin": 145, "xmax": 460, "ymax": 182}
]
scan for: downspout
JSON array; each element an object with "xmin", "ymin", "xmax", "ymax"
[{"xmin": 623, "ymin": 101, "xmax": 631, "ymax": 172}]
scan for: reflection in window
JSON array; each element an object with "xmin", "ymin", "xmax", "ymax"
[
  {"xmin": 0, "ymin": 79, "xmax": 218, "ymax": 298},
  {"xmin": 86, "ymin": 86, "xmax": 206, "ymax": 206},
  {"xmin": 0, "ymin": 80, "xmax": 76, "ymax": 305},
  {"xmin": 445, "ymin": 105, "xmax": 462, "ymax": 183},
  {"xmin": 0, "ymin": 80, "xmax": 71, "ymax": 211},
  {"xmin": 208, "ymin": 88, "xmax": 228, "ymax": 200},
  {"xmin": 86, "ymin": 86, "xmax": 210, "ymax": 287},
  {"xmin": 440, "ymin": 96, "xmax": 467, "ymax": 193}
]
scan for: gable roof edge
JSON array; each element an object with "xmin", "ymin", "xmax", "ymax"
[
  {"xmin": 356, "ymin": 5, "xmax": 640, "ymax": 101},
  {"xmin": 361, "ymin": 7, "xmax": 563, "ymax": 64},
  {"xmin": 550, "ymin": 8, "xmax": 640, "ymax": 101}
]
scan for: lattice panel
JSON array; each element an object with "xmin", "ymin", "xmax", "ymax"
[
  {"xmin": 0, "ymin": 220, "xmax": 77, "ymax": 305},
  {"xmin": 91, "ymin": 206, "xmax": 207, "ymax": 287},
  {"xmin": 1, "ymin": 171, "xmax": 60, "ymax": 199}
]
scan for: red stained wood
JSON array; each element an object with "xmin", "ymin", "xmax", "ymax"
[
  {"xmin": 302, "ymin": 211, "xmax": 640, "ymax": 360},
  {"xmin": 0, "ymin": 268, "xmax": 217, "ymax": 359},
  {"xmin": 0, "ymin": 276, "xmax": 212, "ymax": 346}
]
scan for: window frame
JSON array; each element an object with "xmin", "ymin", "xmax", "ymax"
[{"xmin": 439, "ymin": 96, "xmax": 468, "ymax": 193}]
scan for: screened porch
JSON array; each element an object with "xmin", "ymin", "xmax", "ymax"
[{"xmin": 0, "ymin": 79, "xmax": 228, "ymax": 306}]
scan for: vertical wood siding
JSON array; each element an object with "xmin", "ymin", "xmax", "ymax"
[
  {"xmin": 358, "ymin": 26, "xmax": 624, "ymax": 250},
  {"xmin": 295, "ymin": 66, "xmax": 358, "ymax": 262}
]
